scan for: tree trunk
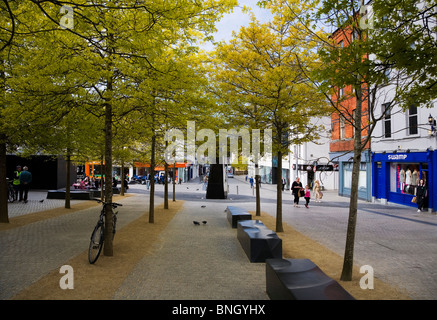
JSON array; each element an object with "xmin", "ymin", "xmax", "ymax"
[
  {"xmin": 100, "ymin": 155, "xmax": 104, "ymax": 201},
  {"xmin": 255, "ymin": 164, "xmax": 261, "ymax": 216},
  {"xmin": 120, "ymin": 162, "xmax": 125, "ymax": 196},
  {"xmin": 341, "ymin": 84, "xmax": 363, "ymax": 281},
  {"xmin": 0, "ymin": 137, "xmax": 8, "ymax": 223},
  {"xmin": 276, "ymin": 150, "xmax": 283, "ymax": 232},
  {"xmin": 0, "ymin": 55, "xmax": 8, "ymax": 223},
  {"xmin": 172, "ymin": 163, "xmax": 176, "ymax": 202},
  {"xmin": 103, "ymin": 37, "xmax": 114, "ymax": 256},
  {"xmin": 65, "ymin": 152, "xmax": 71, "ymax": 209},
  {"xmin": 164, "ymin": 140, "xmax": 168, "ymax": 209},
  {"xmin": 149, "ymin": 132, "xmax": 156, "ymax": 223}
]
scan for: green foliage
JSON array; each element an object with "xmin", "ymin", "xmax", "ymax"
[
  {"xmin": 371, "ymin": 0, "xmax": 437, "ymax": 108},
  {"xmin": 212, "ymin": 10, "xmax": 330, "ymax": 155}
]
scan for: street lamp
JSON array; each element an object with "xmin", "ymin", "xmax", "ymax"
[{"xmin": 428, "ymin": 114, "xmax": 436, "ymax": 136}]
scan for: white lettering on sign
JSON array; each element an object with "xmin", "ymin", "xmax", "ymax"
[{"xmin": 388, "ymin": 154, "xmax": 407, "ymax": 160}]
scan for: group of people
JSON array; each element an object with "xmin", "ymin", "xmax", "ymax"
[
  {"xmin": 73, "ymin": 175, "xmax": 129, "ymax": 190},
  {"xmin": 73, "ymin": 175, "xmax": 101, "ymax": 189},
  {"xmin": 12, "ymin": 165, "xmax": 32, "ymax": 203},
  {"xmin": 290, "ymin": 176, "xmax": 428, "ymax": 213},
  {"xmin": 291, "ymin": 177, "xmax": 322, "ymax": 209}
]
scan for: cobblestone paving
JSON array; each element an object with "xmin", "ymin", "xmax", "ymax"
[{"xmin": 1, "ymin": 179, "xmax": 437, "ymax": 300}]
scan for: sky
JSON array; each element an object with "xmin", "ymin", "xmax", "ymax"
[{"xmin": 202, "ymin": 0, "xmax": 273, "ymax": 51}]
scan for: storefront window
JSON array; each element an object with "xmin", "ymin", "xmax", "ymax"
[
  {"xmin": 390, "ymin": 163, "xmax": 426, "ymax": 195},
  {"xmin": 344, "ymin": 162, "xmax": 367, "ymax": 190}
]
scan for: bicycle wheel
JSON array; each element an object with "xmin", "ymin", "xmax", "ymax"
[
  {"xmin": 8, "ymin": 188, "xmax": 15, "ymax": 203},
  {"xmin": 112, "ymin": 213, "xmax": 117, "ymax": 240},
  {"xmin": 88, "ymin": 223, "xmax": 104, "ymax": 264}
]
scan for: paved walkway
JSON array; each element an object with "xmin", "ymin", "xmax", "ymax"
[
  {"xmin": 229, "ymin": 176, "xmax": 437, "ymax": 300},
  {"xmin": 113, "ymin": 199, "xmax": 267, "ymax": 300},
  {"xmin": 1, "ymin": 177, "xmax": 437, "ymax": 300}
]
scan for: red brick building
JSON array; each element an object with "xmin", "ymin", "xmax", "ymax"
[{"xmin": 328, "ymin": 26, "xmax": 372, "ymax": 201}]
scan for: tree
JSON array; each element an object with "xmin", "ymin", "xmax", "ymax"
[
  {"xmin": 272, "ymin": 0, "xmax": 437, "ymax": 280},
  {"xmin": 371, "ymin": 0, "xmax": 437, "ymax": 108},
  {"xmin": 213, "ymin": 10, "xmax": 329, "ymax": 232}
]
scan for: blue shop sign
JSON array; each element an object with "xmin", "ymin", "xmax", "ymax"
[
  {"xmin": 387, "ymin": 154, "xmax": 408, "ymax": 161},
  {"xmin": 374, "ymin": 152, "xmax": 431, "ymax": 163}
]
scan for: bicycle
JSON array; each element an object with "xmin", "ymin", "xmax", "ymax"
[
  {"xmin": 6, "ymin": 178, "xmax": 16, "ymax": 203},
  {"xmin": 88, "ymin": 199, "xmax": 122, "ymax": 264}
]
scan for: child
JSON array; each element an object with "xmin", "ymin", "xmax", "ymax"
[{"xmin": 304, "ymin": 185, "xmax": 311, "ymax": 208}]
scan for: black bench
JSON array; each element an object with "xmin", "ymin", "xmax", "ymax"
[
  {"xmin": 47, "ymin": 190, "xmax": 92, "ymax": 200},
  {"xmin": 226, "ymin": 206, "xmax": 252, "ymax": 228},
  {"xmin": 266, "ymin": 258, "xmax": 355, "ymax": 300},
  {"xmin": 237, "ymin": 220, "xmax": 282, "ymax": 263},
  {"xmin": 90, "ymin": 187, "xmax": 121, "ymax": 198}
]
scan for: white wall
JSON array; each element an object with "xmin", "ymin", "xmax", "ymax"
[{"xmin": 371, "ymin": 84, "xmax": 437, "ymax": 152}]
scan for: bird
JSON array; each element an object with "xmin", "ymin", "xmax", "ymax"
[
  {"xmin": 193, "ymin": 221, "xmax": 200, "ymax": 226},
  {"xmin": 39, "ymin": 199, "xmax": 44, "ymax": 203},
  {"xmin": 202, "ymin": 221, "xmax": 207, "ymax": 225},
  {"xmin": 201, "ymin": 205, "xmax": 206, "ymax": 208}
]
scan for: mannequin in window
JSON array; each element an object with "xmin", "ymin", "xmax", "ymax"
[
  {"xmin": 405, "ymin": 168, "xmax": 412, "ymax": 185},
  {"xmin": 405, "ymin": 168, "xmax": 412, "ymax": 194},
  {"xmin": 412, "ymin": 168, "xmax": 418, "ymax": 186},
  {"xmin": 399, "ymin": 168, "xmax": 405, "ymax": 193}
]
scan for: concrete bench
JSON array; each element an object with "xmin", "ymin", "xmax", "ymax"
[
  {"xmin": 237, "ymin": 220, "xmax": 282, "ymax": 263},
  {"xmin": 266, "ymin": 258, "xmax": 355, "ymax": 300},
  {"xmin": 226, "ymin": 206, "xmax": 252, "ymax": 228}
]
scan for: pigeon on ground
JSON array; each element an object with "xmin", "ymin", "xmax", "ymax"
[
  {"xmin": 201, "ymin": 205, "xmax": 206, "ymax": 208},
  {"xmin": 202, "ymin": 221, "xmax": 207, "ymax": 225},
  {"xmin": 193, "ymin": 221, "xmax": 200, "ymax": 225},
  {"xmin": 39, "ymin": 199, "xmax": 44, "ymax": 203}
]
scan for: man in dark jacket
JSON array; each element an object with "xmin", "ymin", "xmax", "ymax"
[{"xmin": 19, "ymin": 166, "xmax": 32, "ymax": 203}]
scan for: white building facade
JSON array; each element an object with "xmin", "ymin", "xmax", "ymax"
[
  {"xmin": 247, "ymin": 116, "xmax": 338, "ymax": 191},
  {"xmin": 371, "ymin": 82, "xmax": 437, "ymax": 211}
]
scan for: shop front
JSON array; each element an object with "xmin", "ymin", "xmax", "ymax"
[
  {"xmin": 329, "ymin": 150, "xmax": 372, "ymax": 201},
  {"xmin": 372, "ymin": 150, "xmax": 436, "ymax": 212}
]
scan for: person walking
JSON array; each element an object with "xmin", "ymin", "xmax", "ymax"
[
  {"xmin": 304, "ymin": 185, "xmax": 311, "ymax": 208},
  {"xmin": 249, "ymin": 176, "xmax": 254, "ymax": 189},
  {"xmin": 416, "ymin": 179, "xmax": 427, "ymax": 212},
  {"xmin": 313, "ymin": 180, "xmax": 322, "ymax": 202},
  {"xmin": 291, "ymin": 177, "xmax": 303, "ymax": 207},
  {"xmin": 19, "ymin": 166, "xmax": 32, "ymax": 203}
]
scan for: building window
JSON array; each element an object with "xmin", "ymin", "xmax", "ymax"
[
  {"xmin": 382, "ymin": 103, "xmax": 391, "ymax": 138},
  {"xmin": 340, "ymin": 115, "xmax": 345, "ymax": 139},
  {"xmin": 384, "ymin": 68, "xmax": 391, "ymax": 83},
  {"xmin": 390, "ymin": 163, "xmax": 427, "ymax": 195},
  {"xmin": 407, "ymin": 105, "xmax": 418, "ymax": 135}
]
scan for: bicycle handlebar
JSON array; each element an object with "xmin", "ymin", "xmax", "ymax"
[{"xmin": 94, "ymin": 199, "xmax": 123, "ymax": 208}]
